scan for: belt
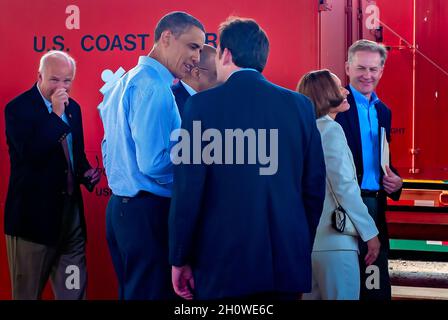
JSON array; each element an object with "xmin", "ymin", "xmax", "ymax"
[
  {"xmin": 361, "ymin": 190, "xmax": 380, "ymax": 198},
  {"xmin": 113, "ymin": 190, "xmax": 164, "ymax": 202}
]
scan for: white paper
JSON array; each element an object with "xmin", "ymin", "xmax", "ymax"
[{"xmin": 381, "ymin": 127, "xmax": 390, "ymax": 176}]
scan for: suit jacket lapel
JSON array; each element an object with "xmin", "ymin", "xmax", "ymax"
[
  {"xmin": 375, "ymin": 102, "xmax": 384, "ymax": 176},
  {"xmin": 30, "ymin": 84, "xmax": 52, "ymax": 118},
  {"xmin": 346, "ymin": 86, "xmax": 363, "ymax": 163},
  {"xmin": 375, "ymin": 102, "xmax": 385, "ymax": 130},
  {"xmin": 65, "ymin": 103, "xmax": 74, "ymax": 128},
  {"xmin": 30, "ymin": 83, "xmax": 69, "ymax": 161},
  {"xmin": 179, "ymin": 81, "xmax": 189, "ymax": 96}
]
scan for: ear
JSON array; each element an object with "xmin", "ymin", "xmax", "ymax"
[
  {"xmin": 192, "ymin": 67, "xmax": 200, "ymax": 80},
  {"xmin": 37, "ymin": 72, "xmax": 43, "ymax": 83},
  {"xmin": 378, "ymin": 65, "xmax": 385, "ymax": 79},
  {"xmin": 222, "ymin": 48, "xmax": 234, "ymax": 66},
  {"xmin": 160, "ymin": 30, "xmax": 172, "ymax": 47},
  {"xmin": 345, "ymin": 61, "xmax": 350, "ymax": 76}
]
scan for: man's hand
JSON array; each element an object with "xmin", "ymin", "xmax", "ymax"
[
  {"xmin": 172, "ymin": 265, "xmax": 194, "ymax": 300},
  {"xmin": 84, "ymin": 168, "xmax": 101, "ymax": 185},
  {"xmin": 51, "ymin": 88, "xmax": 69, "ymax": 117},
  {"xmin": 383, "ymin": 165, "xmax": 403, "ymax": 194},
  {"xmin": 365, "ymin": 236, "xmax": 381, "ymax": 266}
]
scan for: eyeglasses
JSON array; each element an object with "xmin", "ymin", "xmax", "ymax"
[{"xmin": 193, "ymin": 66, "xmax": 209, "ymax": 72}]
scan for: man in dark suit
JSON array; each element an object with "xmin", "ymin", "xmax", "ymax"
[
  {"xmin": 172, "ymin": 44, "xmax": 218, "ymax": 117},
  {"xmin": 336, "ymin": 40, "xmax": 403, "ymax": 300},
  {"xmin": 4, "ymin": 51, "xmax": 100, "ymax": 299},
  {"xmin": 169, "ymin": 17, "xmax": 326, "ymax": 300}
]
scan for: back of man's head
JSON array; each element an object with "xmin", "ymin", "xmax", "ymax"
[
  {"xmin": 198, "ymin": 44, "xmax": 217, "ymax": 70},
  {"xmin": 154, "ymin": 11, "xmax": 205, "ymax": 42},
  {"xmin": 218, "ymin": 17, "xmax": 269, "ymax": 73},
  {"xmin": 197, "ymin": 45, "xmax": 218, "ymax": 90}
]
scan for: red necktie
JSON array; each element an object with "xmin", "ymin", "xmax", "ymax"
[{"xmin": 61, "ymin": 137, "xmax": 74, "ymax": 195}]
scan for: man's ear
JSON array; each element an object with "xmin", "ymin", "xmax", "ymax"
[
  {"xmin": 37, "ymin": 72, "xmax": 43, "ymax": 83},
  {"xmin": 378, "ymin": 64, "xmax": 385, "ymax": 79},
  {"xmin": 222, "ymin": 48, "xmax": 233, "ymax": 66},
  {"xmin": 345, "ymin": 61, "xmax": 350, "ymax": 76},
  {"xmin": 160, "ymin": 30, "xmax": 172, "ymax": 47},
  {"xmin": 192, "ymin": 67, "xmax": 200, "ymax": 80}
]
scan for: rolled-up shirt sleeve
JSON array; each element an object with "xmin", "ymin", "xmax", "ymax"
[{"xmin": 128, "ymin": 83, "xmax": 180, "ymax": 184}]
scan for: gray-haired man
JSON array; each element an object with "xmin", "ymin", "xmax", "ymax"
[
  {"xmin": 4, "ymin": 50, "xmax": 100, "ymax": 299},
  {"xmin": 336, "ymin": 39, "xmax": 403, "ymax": 300}
]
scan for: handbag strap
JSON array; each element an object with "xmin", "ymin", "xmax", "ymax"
[{"xmin": 326, "ymin": 177, "xmax": 342, "ymax": 208}]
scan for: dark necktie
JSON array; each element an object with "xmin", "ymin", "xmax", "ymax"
[{"xmin": 61, "ymin": 137, "xmax": 74, "ymax": 195}]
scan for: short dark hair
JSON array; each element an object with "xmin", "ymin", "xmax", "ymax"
[
  {"xmin": 296, "ymin": 70, "xmax": 344, "ymax": 118},
  {"xmin": 154, "ymin": 11, "xmax": 205, "ymax": 42},
  {"xmin": 218, "ymin": 17, "xmax": 269, "ymax": 72}
]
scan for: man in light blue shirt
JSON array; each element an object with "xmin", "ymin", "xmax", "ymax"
[
  {"xmin": 99, "ymin": 11, "xmax": 205, "ymax": 300},
  {"xmin": 336, "ymin": 40, "xmax": 403, "ymax": 300},
  {"xmin": 349, "ymin": 83, "xmax": 381, "ymax": 191}
]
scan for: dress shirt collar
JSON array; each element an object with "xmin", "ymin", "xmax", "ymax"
[
  {"xmin": 349, "ymin": 84, "xmax": 379, "ymax": 107},
  {"xmin": 180, "ymin": 80, "xmax": 197, "ymax": 96},
  {"xmin": 138, "ymin": 56, "xmax": 175, "ymax": 86}
]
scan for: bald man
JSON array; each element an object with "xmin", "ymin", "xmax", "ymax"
[
  {"xmin": 172, "ymin": 44, "xmax": 218, "ymax": 117},
  {"xmin": 4, "ymin": 50, "xmax": 100, "ymax": 299}
]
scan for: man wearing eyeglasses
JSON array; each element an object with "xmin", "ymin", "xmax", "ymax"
[
  {"xmin": 172, "ymin": 44, "xmax": 218, "ymax": 117},
  {"xmin": 4, "ymin": 50, "xmax": 100, "ymax": 299}
]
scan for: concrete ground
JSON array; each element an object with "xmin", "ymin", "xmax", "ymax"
[{"xmin": 389, "ymin": 259, "xmax": 448, "ymax": 288}]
